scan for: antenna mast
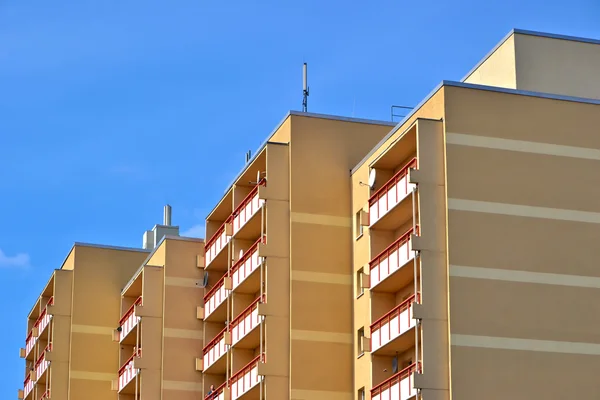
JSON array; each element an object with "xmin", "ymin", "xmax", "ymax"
[{"xmin": 302, "ymin": 63, "xmax": 309, "ymax": 112}]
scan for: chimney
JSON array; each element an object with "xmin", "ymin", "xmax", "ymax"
[
  {"xmin": 164, "ymin": 204, "xmax": 172, "ymax": 226},
  {"xmin": 142, "ymin": 205, "xmax": 179, "ymax": 250}
]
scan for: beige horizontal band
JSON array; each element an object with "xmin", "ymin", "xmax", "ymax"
[
  {"xmin": 291, "ymin": 389, "xmax": 352, "ymax": 400},
  {"xmin": 450, "ymin": 265, "xmax": 600, "ymax": 289},
  {"xmin": 291, "ymin": 212, "xmax": 351, "ymax": 228},
  {"xmin": 452, "ymin": 334, "xmax": 600, "ymax": 355},
  {"xmin": 164, "ymin": 328, "xmax": 203, "ymax": 340},
  {"xmin": 165, "ymin": 276, "xmax": 200, "ymax": 288},
  {"xmin": 163, "ymin": 380, "xmax": 202, "ymax": 391},
  {"xmin": 70, "ymin": 371, "xmax": 117, "ymax": 381},
  {"xmin": 448, "ymin": 198, "xmax": 600, "ymax": 224},
  {"xmin": 291, "ymin": 329, "xmax": 352, "ymax": 344},
  {"xmin": 292, "ymin": 270, "xmax": 352, "ymax": 286},
  {"xmin": 446, "ymin": 132, "xmax": 600, "ymax": 161},
  {"xmin": 71, "ymin": 325, "xmax": 113, "ymax": 336}
]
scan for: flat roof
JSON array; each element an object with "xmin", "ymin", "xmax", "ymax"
[{"xmin": 351, "ymin": 79, "xmax": 600, "ymax": 174}]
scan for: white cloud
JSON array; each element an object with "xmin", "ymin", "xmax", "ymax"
[
  {"xmin": 0, "ymin": 248, "xmax": 30, "ymax": 268},
  {"xmin": 181, "ymin": 224, "xmax": 205, "ymax": 239}
]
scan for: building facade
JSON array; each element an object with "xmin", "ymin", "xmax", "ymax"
[{"xmin": 19, "ymin": 28, "xmax": 600, "ymax": 400}]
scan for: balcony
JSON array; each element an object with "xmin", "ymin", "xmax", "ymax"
[
  {"xmin": 371, "ymin": 362, "xmax": 419, "ymax": 400},
  {"xmin": 25, "ymin": 297, "xmax": 54, "ymax": 359},
  {"xmin": 119, "ymin": 297, "xmax": 142, "ymax": 343},
  {"xmin": 371, "ymin": 294, "xmax": 418, "ymax": 354},
  {"xmin": 39, "ymin": 390, "xmax": 50, "ymax": 400},
  {"xmin": 370, "ymin": 228, "xmax": 417, "ymax": 292},
  {"xmin": 203, "ymin": 328, "xmax": 228, "ymax": 373},
  {"xmin": 205, "ymin": 382, "xmax": 227, "ymax": 400},
  {"xmin": 34, "ymin": 344, "xmax": 51, "ymax": 382},
  {"xmin": 231, "ymin": 296, "xmax": 263, "ymax": 348},
  {"xmin": 22, "ymin": 373, "xmax": 34, "ymax": 399},
  {"xmin": 230, "ymin": 354, "xmax": 264, "ymax": 400},
  {"xmin": 231, "ymin": 237, "xmax": 264, "ymax": 293},
  {"xmin": 369, "ymin": 158, "xmax": 417, "ymax": 229},
  {"xmin": 232, "ymin": 180, "xmax": 266, "ymax": 240},
  {"xmin": 118, "ymin": 349, "xmax": 141, "ymax": 392},
  {"xmin": 204, "ymin": 275, "xmax": 230, "ymax": 321},
  {"xmin": 206, "ymin": 219, "xmax": 232, "ymax": 269}
]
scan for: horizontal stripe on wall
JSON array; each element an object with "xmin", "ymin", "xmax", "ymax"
[
  {"xmin": 450, "ymin": 265, "xmax": 600, "ymax": 289},
  {"xmin": 165, "ymin": 276, "xmax": 200, "ymax": 288},
  {"xmin": 163, "ymin": 380, "xmax": 202, "ymax": 391},
  {"xmin": 452, "ymin": 334, "xmax": 600, "ymax": 355},
  {"xmin": 291, "ymin": 212, "xmax": 351, "ymax": 228},
  {"xmin": 164, "ymin": 328, "xmax": 203, "ymax": 339},
  {"xmin": 291, "ymin": 329, "xmax": 352, "ymax": 344},
  {"xmin": 292, "ymin": 270, "xmax": 352, "ymax": 286},
  {"xmin": 71, "ymin": 325, "xmax": 113, "ymax": 336},
  {"xmin": 448, "ymin": 198, "xmax": 600, "ymax": 224},
  {"xmin": 291, "ymin": 389, "xmax": 352, "ymax": 400},
  {"xmin": 446, "ymin": 132, "xmax": 600, "ymax": 161},
  {"xmin": 70, "ymin": 371, "xmax": 117, "ymax": 381}
]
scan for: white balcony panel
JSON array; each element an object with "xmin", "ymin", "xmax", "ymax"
[
  {"xmin": 120, "ymin": 312, "xmax": 140, "ymax": 342},
  {"xmin": 231, "ymin": 362, "xmax": 262, "ymax": 400},
  {"xmin": 203, "ymin": 336, "xmax": 227, "ymax": 371},
  {"xmin": 231, "ymin": 306, "xmax": 261, "ymax": 346},
  {"xmin": 369, "ymin": 177, "xmax": 415, "ymax": 226},
  {"xmin": 205, "ymin": 283, "xmax": 230, "ymax": 319},
  {"xmin": 233, "ymin": 192, "xmax": 264, "ymax": 235},
  {"xmin": 206, "ymin": 230, "xmax": 231, "ymax": 266},
  {"xmin": 370, "ymin": 236, "xmax": 414, "ymax": 289},
  {"xmin": 232, "ymin": 246, "xmax": 262, "ymax": 290},
  {"xmin": 371, "ymin": 302, "xmax": 415, "ymax": 353},
  {"xmin": 23, "ymin": 376, "xmax": 34, "ymax": 398},
  {"xmin": 118, "ymin": 358, "xmax": 139, "ymax": 392},
  {"xmin": 371, "ymin": 366, "xmax": 417, "ymax": 400}
]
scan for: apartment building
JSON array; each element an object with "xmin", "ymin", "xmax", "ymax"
[
  {"xmin": 352, "ymin": 29, "xmax": 600, "ymax": 400},
  {"xmin": 115, "ymin": 235, "xmax": 204, "ymax": 400},
  {"xmin": 198, "ymin": 112, "xmax": 394, "ymax": 400},
  {"xmin": 19, "ymin": 243, "xmax": 149, "ymax": 400}
]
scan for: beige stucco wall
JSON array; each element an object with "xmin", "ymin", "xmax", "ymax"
[
  {"xmin": 444, "ymin": 85, "xmax": 600, "ymax": 399},
  {"xmin": 68, "ymin": 245, "xmax": 149, "ymax": 400},
  {"xmin": 514, "ymin": 33, "xmax": 600, "ymax": 100},
  {"xmin": 464, "ymin": 34, "xmax": 517, "ymax": 90},
  {"xmin": 288, "ymin": 114, "xmax": 392, "ymax": 400}
]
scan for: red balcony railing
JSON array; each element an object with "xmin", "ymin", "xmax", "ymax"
[
  {"xmin": 118, "ymin": 348, "xmax": 141, "ymax": 391},
  {"xmin": 119, "ymin": 296, "xmax": 142, "ymax": 326},
  {"xmin": 25, "ymin": 297, "xmax": 54, "ymax": 358},
  {"xmin": 204, "ymin": 381, "xmax": 227, "ymax": 400},
  {"xmin": 232, "ymin": 179, "xmax": 266, "ymax": 234},
  {"xmin": 368, "ymin": 158, "xmax": 417, "ymax": 224},
  {"xmin": 371, "ymin": 362, "xmax": 420, "ymax": 399},
  {"xmin": 230, "ymin": 353, "xmax": 264, "ymax": 399},
  {"xmin": 205, "ymin": 217, "xmax": 233, "ymax": 266},
  {"xmin": 23, "ymin": 372, "xmax": 34, "ymax": 398},
  {"xmin": 40, "ymin": 390, "xmax": 51, "ymax": 399},
  {"xmin": 231, "ymin": 295, "xmax": 264, "ymax": 346},
  {"xmin": 370, "ymin": 294, "xmax": 419, "ymax": 352},
  {"xmin": 34, "ymin": 344, "xmax": 52, "ymax": 379},
  {"xmin": 369, "ymin": 227, "xmax": 417, "ymax": 288},
  {"xmin": 231, "ymin": 236, "xmax": 265, "ymax": 290},
  {"xmin": 202, "ymin": 326, "xmax": 228, "ymax": 370},
  {"xmin": 204, "ymin": 274, "xmax": 230, "ymax": 318}
]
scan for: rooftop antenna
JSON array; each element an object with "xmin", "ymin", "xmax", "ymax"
[{"xmin": 302, "ymin": 62, "xmax": 309, "ymax": 112}]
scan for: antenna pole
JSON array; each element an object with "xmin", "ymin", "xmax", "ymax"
[{"xmin": 302, "ymin": 63, "xmax": 309, "ymax": 112}]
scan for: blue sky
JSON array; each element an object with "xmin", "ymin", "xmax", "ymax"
[{"xmin": 1, "ymin": 0, "xmax": 599, "ymax": 395}]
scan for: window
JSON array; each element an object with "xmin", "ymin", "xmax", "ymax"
[
  {"xmin": 357, "ymin": 327, "xmax": 365, "ymax": 356},
  {"xmin": 356, "ymin": 268, "xmax": 365, "ymax": 297},
  {"xmin": 355, "ymin": 210, "xmax": 364, "ymax": 239},
  {"xmin": 357, "ymin": 387, "xmax": 365, "ymax": 400}
]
